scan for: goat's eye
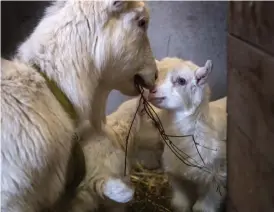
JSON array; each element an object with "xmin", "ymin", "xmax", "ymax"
[
  {"xmin": 138, "ymin": 19, "xmax": 146, "ymax": 28},
  {"xmin": 177, "ymin": 77, "xmax": 186, "ymax": 86},
  {"xmin": 137, "ymin": 18, "xmax": 147, "ymax": 29}
]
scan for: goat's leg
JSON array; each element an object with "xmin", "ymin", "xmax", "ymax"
[
  {"xmin": 171, "ymin": 188, "xmax": 192, "ymax": 212},
  {"xmin": 193, "ymin": 183, "xmax": 226, "ymax": 212}
]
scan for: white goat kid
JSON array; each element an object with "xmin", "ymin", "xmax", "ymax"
[
  {"xmin": 1, "ymin": 1, "xmax": 157, "ymax": 211},
  {"xmin": 103, "ymin": 95, "xmax": 164, "ymax": 170},
  {"xmin": 148, "ymin": 58, "xmax": 227, "ymax": 212},
  {"xmin": 69, "ymin": 98, "xmax": 146, "ymax": 212}
]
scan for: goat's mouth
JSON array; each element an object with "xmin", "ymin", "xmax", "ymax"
[
  {"xmin": 134, "ymin": 74, "xmax": 153, "ymax": 90},
  {"xmin": 148, "ymin": 96, "xmax": 166, "ymax": 104}
]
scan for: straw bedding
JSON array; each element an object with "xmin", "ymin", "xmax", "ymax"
[{"xmin": 127, "ymin": 164, "xmax": 173, "ymax": 212}]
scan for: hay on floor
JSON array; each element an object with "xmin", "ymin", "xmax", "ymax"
[{"xmin": 127, "ymin": 163, "xmax": 173, "ymax": 212}]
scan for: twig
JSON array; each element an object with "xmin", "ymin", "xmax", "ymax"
[{"xmin": 124, "ymin": 82, "xmax": 227, "ymax": 198}]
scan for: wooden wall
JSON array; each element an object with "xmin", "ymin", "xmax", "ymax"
[{"xmin": 227, "ymin": 2, "xmax": 274, "ymax": 212}]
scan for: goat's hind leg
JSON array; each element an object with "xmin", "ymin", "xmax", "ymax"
[
  {"xmin": 193, "ymin": 183, "xmax": 226, "ymax": 212},
  {"xmin": 170, "ymin": 176, "xmax": 197, "ymax": 212},
  {"xmin": 171, "ymin": 188, "xmax": 192, "ymax": 212},
  {"xmin": 68, "ymin": 175, "xmax": 134, "ymax": 212}
]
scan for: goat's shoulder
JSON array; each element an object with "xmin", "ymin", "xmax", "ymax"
[
  {"xmin": 1, "ymin": 59, "xmax": 74, "ymax": 166},
  {"xmin": 1, "ymin": 59, "xmax": 75, "ymax": 209}
]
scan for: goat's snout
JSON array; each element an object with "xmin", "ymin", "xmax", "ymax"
[
  {"xmin": 134, "ymin": 74, "xmax": 146, "ymax": 88},
  {"xmin": 149, "ymin": 86, "xmax": 157, "ymax": 94},
  {"xmin": 134, "ymin": 70, "xmax": 156, "ymax": 90}
]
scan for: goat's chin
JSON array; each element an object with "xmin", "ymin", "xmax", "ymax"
[
  {"xmin": 149, "ymin": 101, "xmax": 166, "ymax": 109},
  {"xmin": 118, "ymin": 81, "xmax": 140, "ymax": 96},
  {"xmin": 120, "ymin": 88, "xmax": 139, "ymax": 96}
]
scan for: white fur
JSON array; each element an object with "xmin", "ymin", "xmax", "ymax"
[
  {"xmin": 103, "ymin": 178, "xmax": 134, "ymax": 203},
  {"xmin": 106, "ymin": 95, "xmax": 164, "ymax": 170},
  {"xmin": 132, "ymin": 102, "xmax": 164, "ymax": 169},
  {"xmin": 68, "ymin": 96, "xmax": 145, "ymax": 212},
  {"xmin": 1, "ymin": 1, "xmax": 157, "ymax": 211},
  {"xmin": 148, "ymin": 57, "xmax": 227, "ymax": 212}
]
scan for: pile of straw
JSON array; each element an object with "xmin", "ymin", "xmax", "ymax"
[{"xmin": 127, "ymin": 164, "xmax": 173, "ymax": 212}]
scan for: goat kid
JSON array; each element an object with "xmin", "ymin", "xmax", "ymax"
[
  {"xmin": 149, "ymin": 57, "xmax": 227, "ymax": 212},
  {"xmin": 69, "ymin": 96, "xmax": 147, "ymax": 212}
]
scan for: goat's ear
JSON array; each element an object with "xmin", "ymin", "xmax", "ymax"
[
  {"xmin": 194, "ymin": 60, "xmax": 212, "ymax": 86},
  {"xmin": 109, "ymin": 1, "xmax": 129, "ymax": 13}
]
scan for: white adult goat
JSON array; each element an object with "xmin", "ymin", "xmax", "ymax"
[{"xmin": 1, "ymin": 1, "xmax": 158, "ymax": 211}]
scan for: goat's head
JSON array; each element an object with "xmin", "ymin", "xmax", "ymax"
[
  {"xmin": 148, "ymin": 58, "xmax": 212, "ymax": 113},
  {"xmin": 18, "ymin": 0, "xmax": 158, "ymax": 96}
]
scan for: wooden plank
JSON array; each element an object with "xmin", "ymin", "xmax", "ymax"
[
  {"xmin": 227, "ymin": 35, "xmax": 274, "ymax": 211},
  {"xmin": 229, "ymin": 2, "xmax": 274, "ymax": 56},
  {"xmin": 227, "ymin": 120, "xmax": 274, "ymax": 212},
  {"xmin": 227, "ymin": 35, "xmax": 274, "ymax": 162}
]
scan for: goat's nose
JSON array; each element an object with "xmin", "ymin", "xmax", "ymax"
[{"xmin": 150, "ymin": 86, "xmax": 157, "ymax": 93}]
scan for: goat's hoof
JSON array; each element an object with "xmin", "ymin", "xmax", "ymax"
[
  {"xmin": 103, "ymin": 178, "xmax": 134, "ymax": 203},
  {"xmin": 193, "ymin": 200, "xmax": 216, "ymax": 212}
]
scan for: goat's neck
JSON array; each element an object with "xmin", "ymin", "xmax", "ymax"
[
  {"xmin": 165, "ymin": 101, "xmax": 210, "ymax": 136},
  {"xmin": 91, "ymin": 84, "xmax": 110, "ymax": 132},
  {"xmin": 17, "ymin": 54, "xmax": 110, "ymax": 133}
]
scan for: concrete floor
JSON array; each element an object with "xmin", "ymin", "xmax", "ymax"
[{"xmin": 106, "ymin": 1, "xmax": 228, "ymax": 114}]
